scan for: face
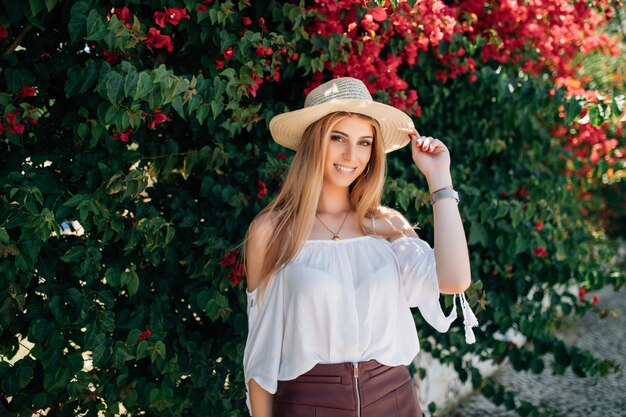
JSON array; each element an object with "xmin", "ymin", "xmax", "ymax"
[{"xmin": 323, "ymin": 116, "xmax": 374, "ymax": 188}]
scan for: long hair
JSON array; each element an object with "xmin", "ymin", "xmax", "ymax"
[{"xmin": 243, "ymin": 112, "xmax": 389, "ymax": 300}]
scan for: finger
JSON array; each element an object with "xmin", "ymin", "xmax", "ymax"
[{"xmin": 421, "ymin": 136, "xmax": 433, "ymax": 151}]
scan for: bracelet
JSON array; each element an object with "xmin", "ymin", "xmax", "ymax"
[{"xmin": 430, "ymin": 185, "xmax": 459, "ymax": 205}]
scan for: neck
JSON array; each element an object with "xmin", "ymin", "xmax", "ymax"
[{"xmin": 317, "ymin": 182, "xmax": 352, "ymax": 214}]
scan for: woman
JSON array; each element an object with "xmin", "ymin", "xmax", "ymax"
[{"xmin": 243, "ymin": 77, "xmax": 478, "ymax": 417}]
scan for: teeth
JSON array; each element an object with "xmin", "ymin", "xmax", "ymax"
[{"xmin": 335, "ymin": 164, "xmax": 356, "ymax": 173}]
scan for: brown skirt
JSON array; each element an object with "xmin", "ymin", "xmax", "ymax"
[{"xmin": 274, "ymin": 359, "xmax": 423, "ymax": 417}]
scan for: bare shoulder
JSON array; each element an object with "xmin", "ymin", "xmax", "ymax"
[
  {"xmin": 372, "ymin": 206, "xmax": 418, "ymax": 241},
  {"xmin": 245, "ymin": 210, "xmax": 279, "ymax": 291}
]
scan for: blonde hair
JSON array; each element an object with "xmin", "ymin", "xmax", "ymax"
[{"xmin": 244, "ymin": 112, "xmax": 389, "ymax": 300}]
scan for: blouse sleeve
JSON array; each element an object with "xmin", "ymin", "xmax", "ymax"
[
  {"xmin": 242, "ymin": 269, "xmax": 284, "ymax": 416},
  {"xmin": 390, "ymin": 235, "xmax": 479, "ymax": 344}
]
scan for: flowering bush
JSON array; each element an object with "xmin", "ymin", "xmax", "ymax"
[{"xmin": 0, "ymin": 1, "xmax": 624, "ymax": 416}]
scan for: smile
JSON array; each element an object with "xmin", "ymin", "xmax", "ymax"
[{"xmin": 334, "ymin": 164, "xmax": 357, "ymax": 174}]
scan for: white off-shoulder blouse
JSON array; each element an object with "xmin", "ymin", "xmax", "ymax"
[{"xmin": 242, "ymin": 235, "xmax": 478, "ymax": 415}]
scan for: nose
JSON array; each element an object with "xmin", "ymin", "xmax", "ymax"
[{"xmin": 343, "ymin": 143, "xmax": 356, "ymax": 161}]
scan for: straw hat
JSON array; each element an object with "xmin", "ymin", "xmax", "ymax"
[{"xmin": 269, "ymin": 77, "xmax": 415, "ymax": 153}]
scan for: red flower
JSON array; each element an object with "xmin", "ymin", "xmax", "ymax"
[
  {"xmin": 18, "ymin": 84, "xmax": 37, "ymax": 97},
  {"xmin": 112, "ymin": 128, "xmax": 132, "ymax": 142},
  {"xmin": 257, "ymin": 180, "xmax": 268, "ymax": 200},
  {"xmin": 215, "ymin": 59, "xmax": 224, "ymax": 70},
  {"xmin": 138, "ymin": 329, "xmax": 151, "ymax": 340},
  {"xmin": 248, "ymin": 75, "xmax": 263, "ymax": 97},
  {"xmin": 113, "ymin": 7, "xmax": 132, "ymax": 22},
  {"xmin": 276, "ymin": 152, "xmax": 286, "ymax": 160},
  {"xmin": 8, "ymin": 123, "xmax": 24, "ymax": 134},
  {"xmin": 220, "ymin": 249, "xmax": 239, "ymax": 267},
  {"xmin": 147, "ymin": 109, "xmax": 168, "ymax": 129},
  {"xmin": 241, "ymin": 16, "xmax": 252, "ymax": 26},
  {"xmin": 532, "ymin": 246, "xmax": 548, "ymax": 257},
  {"xmin": 103, "ymin": 50, "xmax": 119, "ymax": 65},
  {"xmin": 591, "ymin": 295, "xmax": 599, "ymax": 306},
  {"xmin": 5, "ymin": 112, "xmax": 18, "ymax": 124},
  {"xmin": 534, "ymin": 221, "xmax": 544, "ymax": 232},
  {"xmin": 222, "ymin": 46, "xmax": 234, "ymax": 60},
  {"xmin": 0, "ymin": 25, "xmax": 8, "ymax": 40},
  {"xmin": 0, "ymin": 123, "xmax": 5, "ymax": 135},
  {"xmin": 143, "ymin": 28, "xmax": 174, "ymax": 52},
  {"xmin": 154, "ymin": 7, "xmax": 190, "ymax": 28},
  {"xmin": 369, "ymin": 6, "xmax": 387, "ymax": 22},
  {"xmin": 255, "ymin": 45, "xmax": 273, "ymax": 57},
  {"xmin": 196, "ymin": 4, "xmax": 207, "ymax": 12},
  {"xmin": 578, "ymin": 287, "xmax": 587, "ymax": 301},
  {"xmin": 228, "ymin": 262, "xmax": 245, "ymax": 285},
  {"xmin": 515, "ymin": 185, "xmax": 529, "ymax": 198}
]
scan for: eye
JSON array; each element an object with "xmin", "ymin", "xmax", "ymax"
[
  {"xmin": 330, "ymin": 135, "xmax": 344, "ymax": 142},
  {"xmin": 359, "ymin": 140, "xmax": 372, "ymax": 147}
]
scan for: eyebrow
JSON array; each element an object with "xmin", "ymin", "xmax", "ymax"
[{"xmin": 331, "ymin": 130, "xmax": 374, "ymax": 140}]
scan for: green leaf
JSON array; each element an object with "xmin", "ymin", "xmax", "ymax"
[
  {"xmin": 16, "ymin": 365, "xmax": 33, "ymax": 388},
  {"xmin": 112, "ymin": 341, "xmax": 134, "ymax": 369},
  {"xmin": 85, "ymin": 10, "xmax": 107, "ymax": 42},
  {"xmin": 106, "ymin": 71, "xmax": 125, "ymax": 105},
  {"xmin": 68, "ymin": 1, "xmax": 90, "ymax": 43},
  {"xmin": 196, "ymin": 103, "xmax": 210, "ymax": 124},
  {"xmin": 29, "ymin": 0, "xmax": 45, "ymax": 16},
  {"xmin": 468, "ymin": 222, "xmax": 488, "ymax": 247},
  {"xmin": 45, "ymin": 0, "xmax": 57, "ymax": 12}
]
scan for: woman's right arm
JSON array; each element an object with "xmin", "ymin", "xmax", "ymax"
[
  {"xmin": 245, "ymin": 213, "xmax": 277, "ymax": 416},
  {"xmin": 248, "ymin": 378, "xmax": 274, "ymax": 417}
]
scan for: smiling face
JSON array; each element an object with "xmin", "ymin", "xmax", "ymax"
[{"xmin": 323, "ymin": 115, "xmax": 374, "ymax": 189}]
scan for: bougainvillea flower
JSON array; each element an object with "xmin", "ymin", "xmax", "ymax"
[
  {"xmin": 0, "ymin": 25, "xmax": 8, "ymax": 40},
  {"xmin": 147, "ymin": 109, "xmax": 168, "ymax": 129},
  {"xmin": 113, "ymin": 7, "xmax": 132, "ymax": 22},
  {"xmin": 112, "ymin": 128, "xmax": 132, "ymax": 142},
  {"xmin": 222, "ymin": 46, "xmax": 234, "ymax": 60},
  {"xmin": 369, "ymin": 7, "xmax": 387, "ymax": 22},
  {"xmin": 5, "ymin": 112, "xmax": 18, "ymax": 124},
  {"xmin": 154, "ymin": 7, "xmax": 190, "ymax": 28},
  {"xmin": 138, "ymin": 329, "xmax": 152, "ymax": 340},
  {"xmin": 143, "ymin": 28, "xmax": 174, "ymax": 52},
  {"xmin": 534, "ymin": 221, "xmax": 544, "ymax": 232},
  {"xmin": 8, "ymin": 123, "xmax": 24, "ymax": 135},
  {"xmin": 532, "ymin": 246, "xmax": 549, "ymax": 257},
  {"xmin": 18, "ymin": 85, "xmax": 37, "ymax": 97},
  {"xmin": 257, "ymin": 180, "xmax": 268, "ymax": 199},
  {"xmin": 241, "ymin": 16, "xmax": 252, "ymax": 26}
]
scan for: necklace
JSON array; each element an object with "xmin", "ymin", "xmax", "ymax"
[{"xmin": 315, "ymin": 210, "xmax": 350, "ymax": 241}]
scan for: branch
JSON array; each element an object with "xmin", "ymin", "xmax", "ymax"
[{"xmin": 2, "ymin": 24, "xmax": 33, "ymax": 57}]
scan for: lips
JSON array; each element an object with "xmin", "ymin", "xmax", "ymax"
[{"xmin": 334, "ymin": 163, "xmax": 357, "ymax": 174}]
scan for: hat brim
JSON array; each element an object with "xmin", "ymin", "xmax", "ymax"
[{"xmin": 269, "ymin": 99, "xmax": 415, "ymax": 153}]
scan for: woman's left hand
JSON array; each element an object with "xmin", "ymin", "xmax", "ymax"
[{"xmin": 409, "ymin": 131, "xmax": 451, "ymax": 180}]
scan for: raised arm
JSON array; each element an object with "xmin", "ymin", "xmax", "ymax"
[{"xmin": 410, "ymin": 133, "xmax": 471, "ymax": 294}]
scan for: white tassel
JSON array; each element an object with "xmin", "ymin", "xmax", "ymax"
[{"xmin": 459, "ymin": 293, "xmax": 479, "ymax": 344}]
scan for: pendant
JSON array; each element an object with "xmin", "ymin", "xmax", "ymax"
[{"xmin": 332, "ymin": 235, "xmax": 340, "ymax": 241}]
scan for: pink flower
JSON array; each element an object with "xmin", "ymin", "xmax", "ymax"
[
  {"xmin": 534, "ymin": 221, "xmax": 544, "ymax": 232},
  {"xmin": 154, "ymin": 7, "xmax": 190, "ymax": 28},
  {"xmin": 215, "ymin": 59, "xmax": 224, "ymax": 70},
  {"xmin": 138, "ymin": 329, "xmax": 151, "ymax": 340},
  {"xmin": 143, "ymin": 28, "xmax": 174, "ymax": 52}
]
